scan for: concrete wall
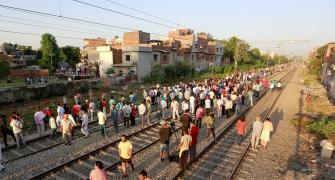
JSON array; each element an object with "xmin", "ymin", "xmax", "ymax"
[
  {"xmin": 9, "ymin": 69, "xmax": 49, "ymax": 77},
  {"xmin": 0, "ymin": 79, "xmax": 102, "ymax": 104},
  {"xmin": 97, "ymin": 46, "xmax": 114, "ymax": 78}
]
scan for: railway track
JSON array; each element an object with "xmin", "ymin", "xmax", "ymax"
[
  {"xmin": 171, "ymin": 67, "xmax": 295, "ymax": 180},
  {"xmin": 17, "ymin": 68, "xmax": 285, "ymax": 179},
  {"xmin": 2, "ymin": 104, "xmax": 161, "ymax": 163},
  {"xmin": 28, "ymin": 116, "xmax": 182, "ymax": 180}
]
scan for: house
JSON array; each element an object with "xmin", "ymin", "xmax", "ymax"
[
  {"xmin": 167, "ymin": 29, "xmax": 224, "ymax": 71},
  {"xmin": 82, "ymin": 38, "xmax": 107, "ymax": 63},
  {"xmin": 82, "ymin": 29, "xmax": 224, "ymax": 80},
  {"xmin": 320, "ymin": 43, "xmax": 335, "ymax": 86}
]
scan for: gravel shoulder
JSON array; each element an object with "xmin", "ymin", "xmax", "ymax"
[{"xmin": 237, "ymin": 67, "xmax": 335, "ymax": 180}]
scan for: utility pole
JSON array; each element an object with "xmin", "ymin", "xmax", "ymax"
[{"xmin": 234, "ymin": 41, "xmax": 240, "ymax": 72}]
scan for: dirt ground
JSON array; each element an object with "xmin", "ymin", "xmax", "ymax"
[{"xmin": 237, "ymin": 67, "xmax": 335, "ymax": 179}]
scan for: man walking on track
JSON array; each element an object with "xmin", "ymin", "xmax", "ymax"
[
  {"xmin": 180, "ymin": 109, "xmax": 192, "ymax": 132},
  {"xmin": 97, "ymin": 110, "xmax": 107, "ymax": 138},
  {"xmin": 171, "ymin": 99, "xmax": 180, "ymax": 120},
  {"xmin": 189, "ymin": 121, "xmax": 199, "ymax": 162},
  {"xmin": 251, "ymin": 115, "xmax": 263, "ymax": 149},
  {"xmin": 159, "ymin": 120, "xmax": 172, "ymax": 161},
  {"xmin": 138, "ymin": 100, "xmax": 146, "ymax": 127},
  {"xmin": 118, "ymin": 134, "xmax": 135, "ymax": 178},
  {"xmin": 261, "ymin": 117, "xmax": 273, "ymax": 148},
  {"xmin": 178, "ymin": 129, "xmax": 192, "ymax": 169}
]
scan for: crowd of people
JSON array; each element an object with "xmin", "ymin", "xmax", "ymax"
[{"xmin": 0, "ymin": 64, "xmax": 286, "ymax": 177}]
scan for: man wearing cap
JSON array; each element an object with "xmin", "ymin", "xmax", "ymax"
[{"xmin": 159, "ymin": 120, "xmax": 172, "ymax": 161}]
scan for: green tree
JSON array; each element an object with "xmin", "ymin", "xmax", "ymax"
[
  {"xmin": 223, "ymin": 36, "xmax": 251, "ymax": 64},
  {"xmin": 60, "ymin": 46, "xmax": 81, "ymax": 67},
  {"xmin": 39, "ymin": 33, "xmax": 60, "ymax": 71},
  {"xmin": 316, "ymin": 45, "xmax": 327, "ymax": 59},
  {"xmin": 0, "ymin": 61, "xmax": 10, "ymax": 80}
]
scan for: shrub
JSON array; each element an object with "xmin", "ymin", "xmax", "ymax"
[
  {"xmin": 105, "ymin": 67, "xmax": 115, "ymax": 75},
  {"xmin": 306, "ymin": 116, "xmax": 335, "ymax": 139}
]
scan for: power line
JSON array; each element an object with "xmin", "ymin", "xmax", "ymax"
[
  {"xmin": 73, "ymin": 0, "xmax": 174, "ymax": 29},
  {"xmin": 0, "ymin": 15, "xmax": 172, "ymax": 42},
  {"xmin": 0, "ymin": 4, "xmax": 202, "ymax": 42},
  {"xmin": 0, "ymin": 19, "xmax": 112, "ymax": 37},
  {"xmin": 0, "ymin": 14, "xmax": 117, "ymax": 36},
  {"xmin": 0, "ymin": 28, "xmax": 82, "ymax": 40},
  {"xmin": 0, "ymin": 4, "xmax": 135, "ymax": 31},
  {"xmin": 102, "ymin": 0, "xmax": 188, "ymax": 28}
]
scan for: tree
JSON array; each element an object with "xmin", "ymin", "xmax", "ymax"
[
  {"xmin": 60, "ymin": 46, "xmax": 81, "ymax": 67},
  {"xmin": 39, "ymin": 33, "xmax": 60, "ymax": 71},
  {"xmin": 316, "ymin": 45, "xmax": 327, "ymax": 60},
  {"xmin": 0, "ymin": 61, "xmax": 10, "ymax": 80},
  {"xmin": 223, "ymin": 36, "xmax": 251, "ymax": 64}
]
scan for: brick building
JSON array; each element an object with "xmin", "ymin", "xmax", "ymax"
[{"xmin": 82, "ymin": 29, "xmax": 224, "ymax": 80}]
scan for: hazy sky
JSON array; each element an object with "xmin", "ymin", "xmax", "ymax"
[{"xmin": 0, "ymin": 0, "xmax": 334, "ymax": 57}]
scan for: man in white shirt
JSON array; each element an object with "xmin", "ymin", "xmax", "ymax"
[
  {"xmin": 189, "ymin": 95, "xmax": 195, "ymax": 114},
  {"xmin": 10, "ymin": 116, "xmax": 25, "ymax": 148},
  {"xmin": 138, "ymin": 100, "xmax": 146, "ymax": 127},
  {"xmin": 217, "ymin": 98, "xmax": 223, "ymax": 117},
  {"xmin": 171, "ymin": 99, "xmax": 180, "ymax": 120},
  {"xmin": 89, "ymin": 101, "xmax": 96, "ymax": 121},
  {"xmin": 181, "ymin": 100, "xmax": 189, "ymax": 112},
  {"xmin": 205, "ymin": 97, "xmax": 211, "ymax": 112},
  {"xmin": 122, "ymin": 102, "xmax": 132, "ymax": 127},
  {"xmin": 97, "ymin": 110, "xmax": 107, "ymax": 138}
]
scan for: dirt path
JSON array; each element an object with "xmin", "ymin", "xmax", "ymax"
[{"xmin": 236, "ymin": 68, "xmax": 309, "ymax": 179}]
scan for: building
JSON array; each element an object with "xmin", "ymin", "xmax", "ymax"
[
  {"xmin": 167, "ymin": 29, "xmax": 224, "ymax": 71},
  {"xmin": 320, "ymin": 43, "xmax": 335, "ymax": 86},
  {"xmin": 82, "ymin": 29, "xmax": 224, "ymax": 80},
  {"xmin": 96, "ymin": 46, "xmax": 122, "ymax": 77},
  {"xmin": 82, "ymin": 38, "xmax": 107, "ymax": 63}
]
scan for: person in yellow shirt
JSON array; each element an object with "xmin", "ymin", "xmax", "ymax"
[{"xmin": 118, "ymin": 134, "xmax": 135, "ymax": 178}]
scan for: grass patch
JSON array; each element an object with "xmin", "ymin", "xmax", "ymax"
[{"xmin": 306, "ymin": 116, "xmax": 335, "ymax": 140}]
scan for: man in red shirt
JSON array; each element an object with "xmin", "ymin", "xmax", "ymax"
[
  {"xmin": 72, "ymin": 103, "xmax": 80, "ymax": 124},
  {"xmin": 189, "ymin": 121, "xmax": 199, "ymax": 162}
]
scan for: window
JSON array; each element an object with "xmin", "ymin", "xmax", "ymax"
[
  {"xmin": 204, "ymin": 45, "xmax": 207, "ymax": 50},
  {"xmin": 163, "ymin": 55, "xmax": 167, "ymax": 62},
  {"xmin": 216, "ymin": 48, "xmax": 219, "ymax": 52},
  {"xmin": 194, "ymin": 44, "xmax": 198, "ymax": 49},
  {"xmin": 126, "ymin": 55, "xmax": 130, "ymax": 61},
  {"xmin": 153, "ymin": 54, "xmax": 158, "ymax": 61}
]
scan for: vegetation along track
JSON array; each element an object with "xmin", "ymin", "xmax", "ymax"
[{"xmin": 172, "ymin": 67, "xmax": 295, "ymax": 180}]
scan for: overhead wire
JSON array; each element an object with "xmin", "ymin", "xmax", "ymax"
[
  {"xmin": 0, "ymin": 4, "xmax": 199, "ymax": 42},
  {"xmin": 73, "ymin": 0, "xmax": 175, "ymax": 29},
  {"xmin": 0, "ymin": 29, "xmax": 82, "ymax": 40},
  {"xmin": 102, "ymin": 0, "xmax": 188, "ymax": 28}
]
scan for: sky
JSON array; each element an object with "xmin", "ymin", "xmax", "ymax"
[{"xmin": 0, "ymin": 0, "xmax": 334, "ymax": 57}]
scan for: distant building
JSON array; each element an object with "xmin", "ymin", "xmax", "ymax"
[
  {"xmin": 167, "ymin": 29, "xmax": 224, "ymax": 71},
  {"xmin": 82, "ymin": 29, "xmax": 224, "ymax": 80},
  {"xmin": 82, "ymin": 38, "xmax": 107, "ymax": 63}
]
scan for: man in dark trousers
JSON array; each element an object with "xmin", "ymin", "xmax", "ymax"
[
  {"xmin": 180, "ymin": 109, "xmax": 192, "ymax": 133},
  {"xmin": 0, "ymin": 114, "xmax": 16, "ymax": 146},
  {"xmin": 159, "ymin": 120, "xmax": 172, "ymax": 161}
]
